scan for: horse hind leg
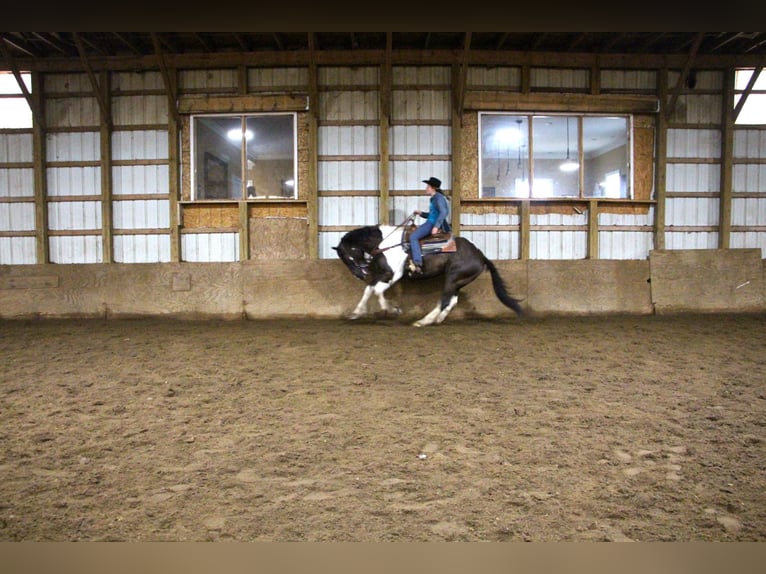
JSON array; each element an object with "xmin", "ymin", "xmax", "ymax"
[{"xmin": 413, "ymin": 293, "xmax": 458, "ymax": 327}]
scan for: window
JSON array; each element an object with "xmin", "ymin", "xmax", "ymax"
[
  {"xmin": 191, "ymin": 113, "xmax": 297, "ymax": 200},
  {"xmin": 0, "ymin": 71, "xmax": 33, "ymax": 129},
  {"xmin": 735, "ymin": 68, "xmax": 766, "ymax": 125},
  {"xmin": 479, "ymin": 113, "xmax": 631, "ymax": 199}
]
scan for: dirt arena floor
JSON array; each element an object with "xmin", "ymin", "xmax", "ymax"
[{"xmin": 1, "ymin": 313, "xmax": 764, "ymax": 541}]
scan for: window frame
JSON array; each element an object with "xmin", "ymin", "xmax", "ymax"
[
  {"xmin": 0, "ymin": 71, "xmax": 33, "ymax": 129},
  {"xmin": 190, "ymin": 111, "xmax": 298, "ymax": 201},
  {"xmin": 478, "ymin": 111, "xmax": 634, "ymax": 201}
]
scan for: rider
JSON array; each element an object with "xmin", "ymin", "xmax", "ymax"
[{"xmin": 409, "ymin": 176, "xmax": 451, "ymax": 276}]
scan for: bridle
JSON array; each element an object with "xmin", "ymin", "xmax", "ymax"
[{"xmin": 369, "ymin": 213, "xmax": 415, "ymax": 256}]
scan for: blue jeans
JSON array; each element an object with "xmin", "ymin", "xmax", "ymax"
[{"xmin": 409, "ymin": 222, "xmax": 433, "ymax": 265}]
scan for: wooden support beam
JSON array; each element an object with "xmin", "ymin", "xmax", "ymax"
[
  {"xmin": 654, "ymin": 69, "xmax": 668, "ymax": 250},
  {"xmin": 720, "ymin": 68, "xmax": 735, "ymax": 249},
  {"xmin": 31, "ymin": 72, "xmax": 49, "ymax": 264},
  {"xmin": 456, "ymin": 32, "xmax": 472, "ymax": 127},
  {"xmin": 168, "ymin": 108, "xmax": 181, "ymax": 262},
  {"xmin": 379, "ymin": 33, "xmax": 391, "ymax": 226},
  {"xmin": 307, "ymin": 33, "xmax": 319, "ymax": 259},
  {"xmin": 666, "ymin": 32, "xmax": 704, "ymax": 119},
  {"xmin": 73, "ymin": 33, "xmax": 112, "ymax": 129},
  {"xmin": 0, "ymin": 37, "xmax": 44, "ymax": 130},
  {"xmin": 151, "ymin": 33, "xmax": 182, "ymax": 129},
  {"xmin": 111, "ymin": 33, "xmax": 142, "ymax": 56},
  {"xmin": 98, "ymin": 70, "xmax": 114, "ymax": 263}
]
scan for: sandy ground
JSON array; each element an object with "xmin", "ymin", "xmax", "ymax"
[{"xmin": 1, "ymin": 314, "xmax": 764, "ymax": 541}]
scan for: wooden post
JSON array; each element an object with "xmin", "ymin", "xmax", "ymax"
[
  {"xmin": 98, "ymin": 71, "xmax": 113, "ymax": 263},
  {"xmin": 378, "ymin": 34, "xmax": 391, "ymax": 226},
  {"xmin": 450, "ymin": 62, "xmax": 462, "ymax": 234},
  {"xmin": 167, "ymin": 70, "xmax": 181, "ymax": 262},
  {"xmin": 31, "ymin": 71, "xmax": 49, "ymax": 264},
  {"xmin": 654, "ymin": 68, "xmax": 668, "ymax": 250},
  {"xmin": 588, "ymin": 199, "xmax": 599, "ymax": 259},
  {"xmin": 719, "ymin": 67, "xmax": 734, "ymax": 249},
  {"xmin": 307, "ymin": 34, "xmax": 319, "ymax": 259}
]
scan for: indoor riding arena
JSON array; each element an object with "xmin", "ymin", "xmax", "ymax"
[{"xmin": 1, "ymin": 32, "xmax": 765, "ymax": 543}]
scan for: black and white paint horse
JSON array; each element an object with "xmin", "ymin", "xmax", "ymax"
[{"xmin": 333, "ymin": 221, "xmax": 523, "ymax": 326}]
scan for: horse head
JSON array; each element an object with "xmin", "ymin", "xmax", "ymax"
[{"xmin": 333, "ymin": 225, "xmax": 387, "ymax": 283}]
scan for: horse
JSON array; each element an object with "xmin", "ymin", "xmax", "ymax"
[{"xmin": 333, "ymin": 217, "xmax": 523, "ymax": 326}]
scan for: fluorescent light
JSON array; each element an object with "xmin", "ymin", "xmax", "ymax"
[{"xmin": 559, "ymin": 158, "xmax": 579, "ymax": 172}]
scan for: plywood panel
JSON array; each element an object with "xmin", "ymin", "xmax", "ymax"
[{"xmin": 249, "ymin": 217, "xmax": 308, "ymax": 260}]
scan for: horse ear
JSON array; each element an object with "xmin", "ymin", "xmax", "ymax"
[{"xmin": 331, "ymin": 246, "xmax": 338, "ymax": 251}]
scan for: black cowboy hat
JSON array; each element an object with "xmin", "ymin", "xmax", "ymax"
[{"xmin": 422, "ymin": 177, "xmax": 441, "ymax": 189}]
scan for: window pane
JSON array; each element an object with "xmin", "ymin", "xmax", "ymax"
[
  {"xmin": 480, "ymin": 114, "xmax": 529, "ymax": 197},
  {"xmin": 583, "ymin": 116, "xmax": 630, "ymax": 198},
  {"xmin": 734, "ymin": 93, "xmax": 766, "ymax": 125},
  {"xmin": 0, "ymin": 72, "xmax": 31, "ymax": 94},
  {"xmin": 532, "ymin": 115, "xmax": 579, "ymax": 198},
  {"xmin": 735, "ymin": 68, "xmax": 766, "ymax": 90},
  {"xmin": 245, "ymin": 115, "xmax": 296, "ymax": 198},
  {"xmin": 194, "ymin": 116, "xmax": 244, "ymax": 200},
  {"xmin": 0, "ymin": 97, "xmax": 33, "ymax": 128}
]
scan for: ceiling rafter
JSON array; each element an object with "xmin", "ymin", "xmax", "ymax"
[
  {"xmin": 496, "ymin": 33, "xmax": 509, "ymax": 50},
  {"xmin": 193, "ymin": 33, "xmax": 213, "ymax": 53},
  {"xmin": 150, "ymin": 32, "xmax": 181, "ymax": 129},
  {"xmin": 0, "ymin": 33, "xmax": 37, "ymax": 58},
  {"xmin": 272, "ymin": 33, "xmax": 284, "ymax": 51},
  {"xmin": 111, "ymin": 33, "xmax": 142, "ymax": 56},
  {"xmin": 233, "ymin": 34, "xmax": 249, "ymax": 52},
  {"xmin": 568, "ymin": 33, "xmax": 588, "ymax": 52},
  {"xmin": 72, "ymin": 33, "xmax": 111, "ymax": 128},
  {"xmin": 666, "ymin": 32, "xmax": 705, "ymax": 119}
]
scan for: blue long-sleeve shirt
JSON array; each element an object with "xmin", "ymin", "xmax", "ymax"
[{"xmin": 420, "ymin": 192, "xmax": 451, "ymax": 231}]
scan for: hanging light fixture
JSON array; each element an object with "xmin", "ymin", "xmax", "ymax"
[{"xmin": 559, "ymin": 117, "xmax": 579, "ymax": 172}]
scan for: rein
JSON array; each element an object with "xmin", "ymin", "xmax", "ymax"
[{"xmin": 370, "ymin": 214, "xmax": 414, "ymax": 256}]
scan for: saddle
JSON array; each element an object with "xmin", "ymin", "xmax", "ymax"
[{"xmin": 402, "ymin": 225, "xmax": 457, "ymax": 255}]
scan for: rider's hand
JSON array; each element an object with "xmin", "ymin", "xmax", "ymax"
[{"xmin": 432, "ymin": 226, "xmax": 439, "ymax": 234}]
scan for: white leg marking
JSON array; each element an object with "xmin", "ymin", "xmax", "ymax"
[
  {"xmin": 413, "ymin": 302, "xmax": 442, "ymax": 327},
  {"xmin": 350, "ymin": 285, "xmax": 373, "ymax": 319},
  {"xmin": 435, "ymin": 295, "xmax": 459, "ymax": 324}
]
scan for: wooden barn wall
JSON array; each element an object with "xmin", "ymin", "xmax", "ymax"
[{"xmin": 0, "ymin": 58, "xmax": 764, "ymax": 280}]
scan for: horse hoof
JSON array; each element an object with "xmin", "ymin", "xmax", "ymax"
[
  {"xmin": 390, "ymin": 306, "xmax": 403, "ymax": 316},
  {"xmin": 412, "ymin": 321, "xmax": 425, "ymax": 327}
]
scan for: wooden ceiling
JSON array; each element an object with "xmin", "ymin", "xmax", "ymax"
[{"xmin": 2, "ymin": 32, "xmax": 765, "ymax": 70}]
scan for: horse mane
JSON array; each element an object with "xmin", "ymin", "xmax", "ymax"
[{"xmin": 341, "ymin": 225, "xmax": 383, "ymax": 251}]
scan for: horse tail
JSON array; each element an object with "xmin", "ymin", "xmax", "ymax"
[{"xmin": 483, "ymin": 256, "xmax": 523, "ymax": 316}]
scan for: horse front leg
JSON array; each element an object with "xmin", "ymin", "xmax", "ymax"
[
  {"xmin": 373, "ymin": 281, "xmax": 402, "ymax": 316},
  {"xmin": 349, "ymin": 285, "xmax": 374, "ymax": 319}
]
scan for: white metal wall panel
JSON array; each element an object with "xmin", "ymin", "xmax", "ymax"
[
  {"xmin": 665, "ymin": 197, "xmax": 719, "ymax": 226},
  {"xmin": 530, "ymin": 68, "xmax": 589, "ymax": 90},
  {"xmin": 318, "ymin": 126, "xmax": 378, "ymax": 155},
  {"xmin": 460, "ymin": 212, "xmax": 521, "ymax": 260},
  {"xmin": 666, "ymin": 164, "xmax": 721, "ymax": 193},
  {"xmin": 319, "ymin": 91, "xmax": 378, "ymax": 121},
  {"xmin": 45, "ymin": 98, "xmax": 100, "ymax": 128},
  {"xmin": 0, "ymin": 133, "xmax": 33, "ymax": 162},
  {"xmin": 179, "ymin": 69, "xmax": 238, "ymax": 91},
  {"xmin": 467, "ymin": 67, "xmax": 520, "ymax": 89},
  {"xmin": 391, "ymin": 90, "xmax": 450, "ymax": 120},
  {"xmin": 319, "ymin": 197, "xmax": 378, "ymax": 226},
  {"xmin": 733, "ymin": 164, "xmax": 766, "ymax": 193},
  {"xmin": 48, "ymin": 201, "xmax": 102, "ymax": 231},
  {"xmin": 319, "ymin": 67, "xmax": 378, "ymax": 86},
  {"xmin": 318, "ymin": 162, "xmax": 379, "ymax": 191},
  {"xmin": 598, "ymin": 212, "xmax": 655, "ymax": 260},
  {"xmin": 599, "ymin": 231, "xmax": 653, "ymax": 259},
  {"xmin": 600, "ymin": 70, "xmax": 657, "ymax": 91},
  {"xmin": 732, "ymin": 197, "xmax": 766, "ymax": 226},
  {"xmin": 390, "ymin": 160, "xmax": 451, "ymax": 191},
  {"xmin": 669, "ymin": 70, "xmax": 723, "ymax": 90},
  {"xmin": 113, "ymin": 199, "xmax": 170, "ymax": 229},
  {"xmin": 733, "ymin": 129, "xmax": 766, "ymax": 158},
  {"xmin": 390, "ymin": 196, "xmax": 428, "ymax": 224},
  {"xmin": 49, "ymin": 236, "xmax": 103, "ymax": 263},
  {"xmin": 112, "ymin": 165, "xmax": 170, "ymax": 195},
  {"xmin": 46, "ymin": 132, "xmax": 100, "ymax": 161},
  {"xmin": 390, "ymin": 125, "xmax": 450, "ymax": 155},
  {"xmin": 530, "ymin": 213, "xmax": 588, "ymax": 260},
  {"xmin": 114, "ymin": 235, "xmax": 171, "ymax": 263},
  {"xmin": 44, "ymin": 73, "xmax": 89, "ymax": 93},
  {"xmin": 112, "ymin": 95, "xmax": 168, "ymax": 125},
  {"xmin": 530, "ymin": 231, "xmax": 587, "ymax": 259},
  {"xmin": 182, "ymin": 233, "xmax": 239, "ymax": 262},
  {"xmin": 319, "ymin": 231, "xmax": 345, "ymax": 259},
  {"xmin": 112, "ymin": 130, "xmax": 168, "ymax": 160},
  {"xmin": 670, "ymin": 95, "xmax": 722, "ymax": 124},
  {"xmin": 667, "ymin": 129, "xmax": 721, "ymax": 158},
  {"xmin": 112, "ymin": 71, "xmax": 163, "ymax": 91},
  {"xmin": 46, "ymin": 167, "xmax": 101, "ymax": 196},
  {"xmin": 0, "ymin": 169, "xmax": 34, "ymax": 197},
  {"xmin": 249, "ymin": 68, "xmax": 308, "ymax": 91},
  {"xmin": 0, "ymin": 203, "xmax": 35, "ymax": 231},
  {"xmin": 665, "ymin": 232, "xmax": 718, "ymax": 250},
  {"xmin": 393, "ymin": 67, "xmax": 450, "ymax": 85},
  {"xmin": 0, "ymin": 237, "xmax": 36, "ymax": 264},
  {"xmin": 49, "ymin": 236, "xmax": 102, "ymax": 264},
  {"xmin": 730, "ymin": 233, "xmax": 766, "ymax": 256}
]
